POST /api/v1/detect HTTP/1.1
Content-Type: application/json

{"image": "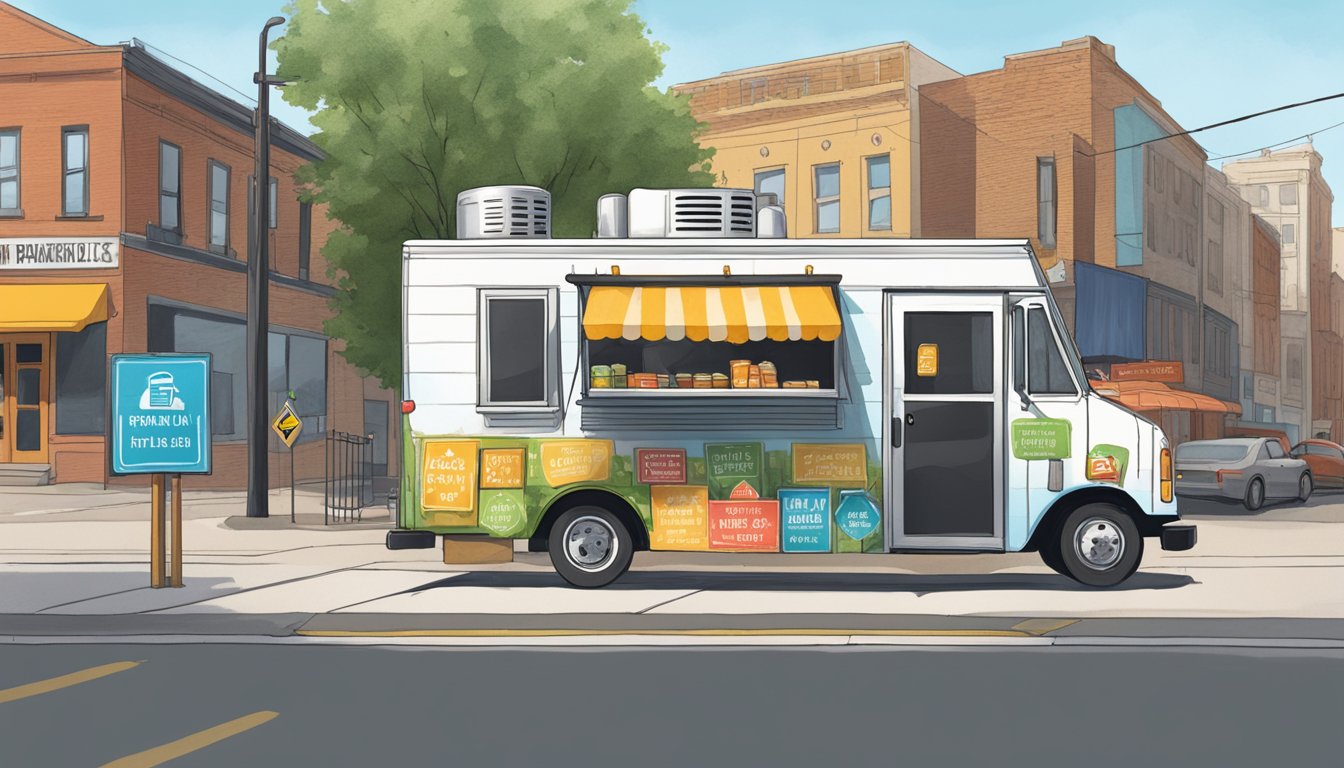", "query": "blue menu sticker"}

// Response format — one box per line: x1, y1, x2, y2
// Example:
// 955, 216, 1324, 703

110, 354, 212, 475
835, 489, 880, 541
779, 487, 832, 553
